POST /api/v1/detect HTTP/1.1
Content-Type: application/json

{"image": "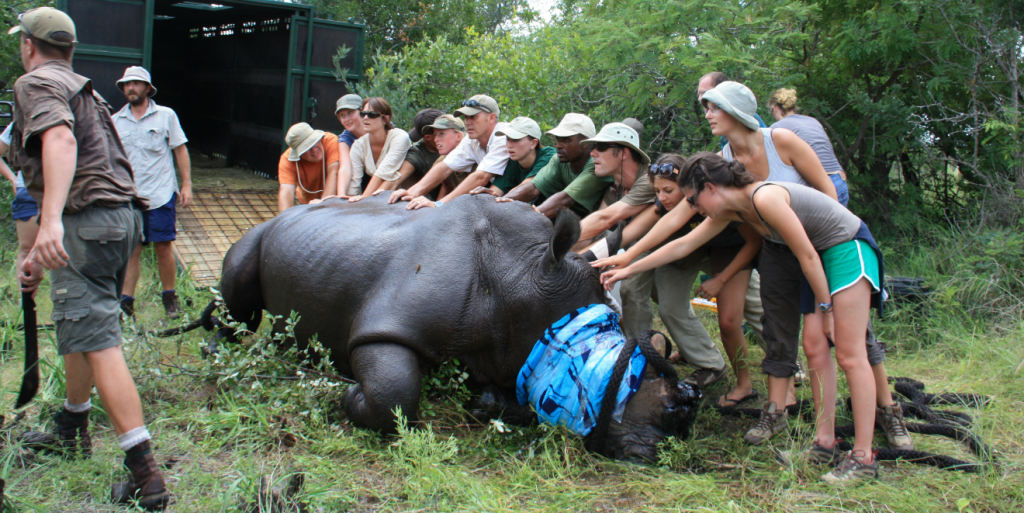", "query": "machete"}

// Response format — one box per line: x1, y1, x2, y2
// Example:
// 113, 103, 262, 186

15, 291, 39, 409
